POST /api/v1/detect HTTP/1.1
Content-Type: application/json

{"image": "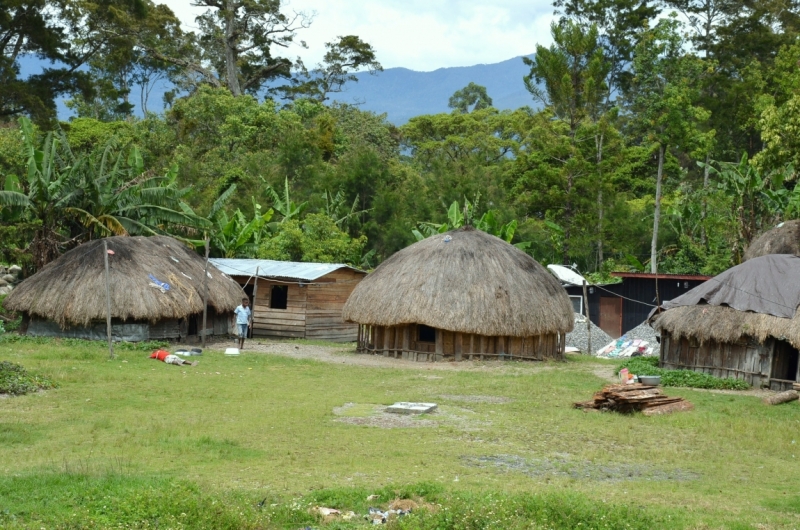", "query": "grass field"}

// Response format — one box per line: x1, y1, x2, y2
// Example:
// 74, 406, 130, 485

0, 337, 799, 529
